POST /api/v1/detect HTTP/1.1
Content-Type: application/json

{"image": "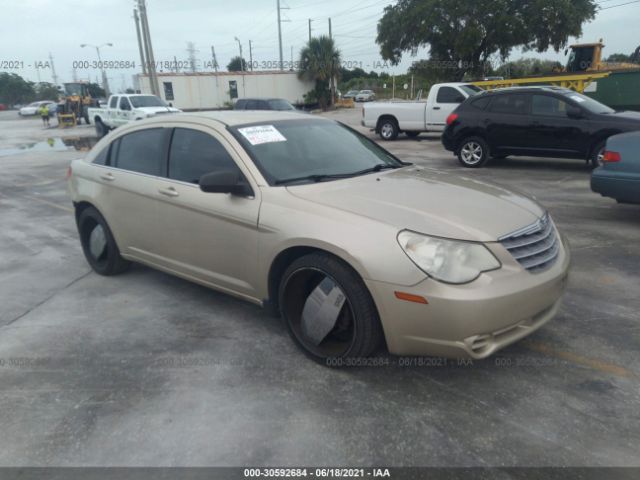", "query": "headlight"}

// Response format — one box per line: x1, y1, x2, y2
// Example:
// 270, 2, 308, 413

397, 231, 500, 284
